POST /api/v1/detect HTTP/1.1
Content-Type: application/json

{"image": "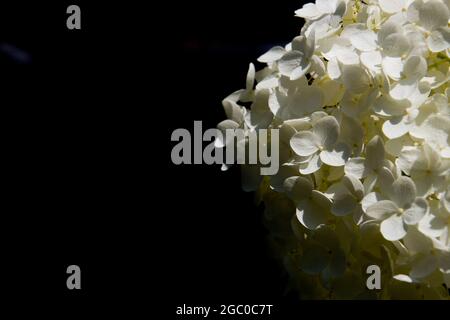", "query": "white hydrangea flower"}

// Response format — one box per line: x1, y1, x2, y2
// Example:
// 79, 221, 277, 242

278, 34, 316, 80
407, 0, 450, 52
345, 135, 386, 182
290, 115, 350, 173
419, 192, 449, 240
284, 176, 332, 230
396, 144, 449, 196
216, 0, 450, 299
366, 176, 428, 240
329, 174, 367, 224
